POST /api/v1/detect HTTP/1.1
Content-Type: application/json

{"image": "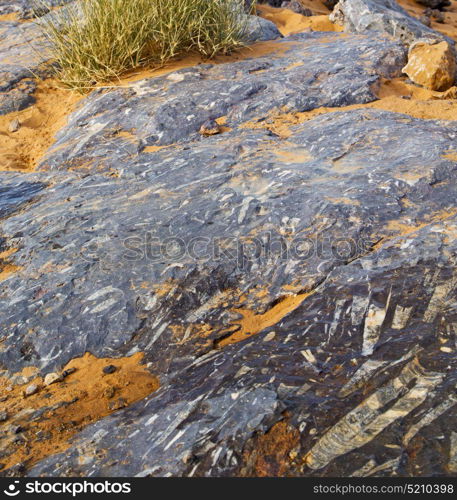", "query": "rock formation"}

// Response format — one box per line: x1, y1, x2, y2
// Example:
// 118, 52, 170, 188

1, 0, 457, 478
403, 39, 456, 90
